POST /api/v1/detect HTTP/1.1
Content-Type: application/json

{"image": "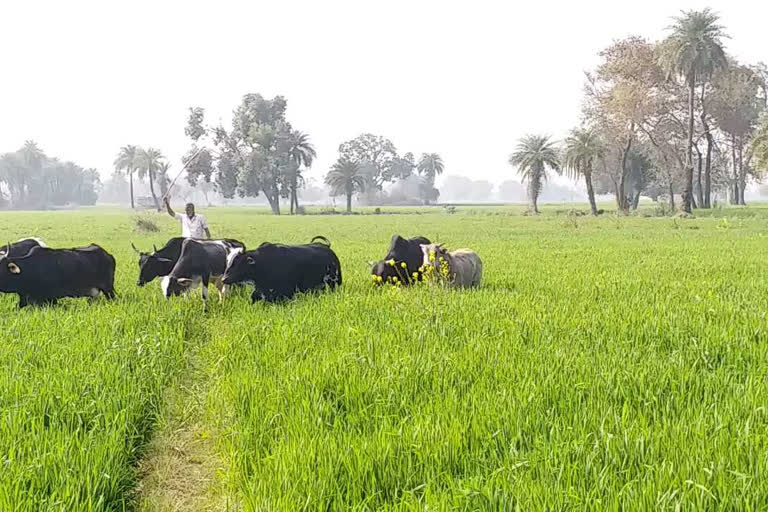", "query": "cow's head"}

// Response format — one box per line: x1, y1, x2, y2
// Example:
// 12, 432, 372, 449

420, 243, 448, 270
370, 259, 403, 285
223, 247, 262, 286
133, 242, 174, 286
0, 243, 23, 293
160, 276, 194, 298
